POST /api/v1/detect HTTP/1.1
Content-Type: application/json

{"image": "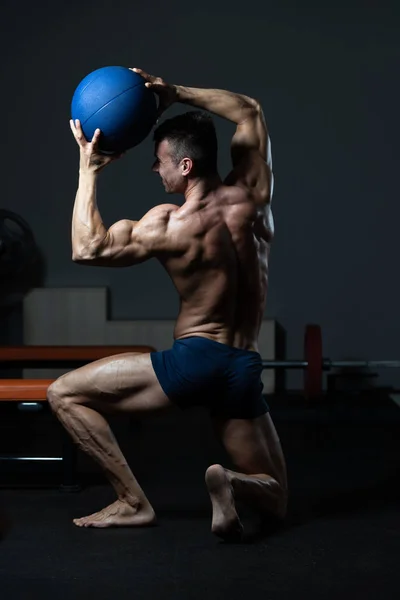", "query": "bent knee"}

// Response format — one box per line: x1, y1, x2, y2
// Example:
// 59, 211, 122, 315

47, 375, 75, 411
